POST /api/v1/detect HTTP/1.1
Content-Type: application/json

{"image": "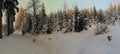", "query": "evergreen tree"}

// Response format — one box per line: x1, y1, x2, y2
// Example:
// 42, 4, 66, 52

73, 5, 79, 32
0, 0, 3, 39
67, 9, 74, 32
97, 9, 105, 23
77, 10, 87, 32
118, 3, 120, 13
26, 0, 41, 35
93, 6, 97, 17
62, 10, 69, 33
46, 15, 53, 34
38, 3, 46, 34
3, 0, 19, 36
22, 13, 32, 35
58, 10, 63, 31
93, 6, 98, 23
